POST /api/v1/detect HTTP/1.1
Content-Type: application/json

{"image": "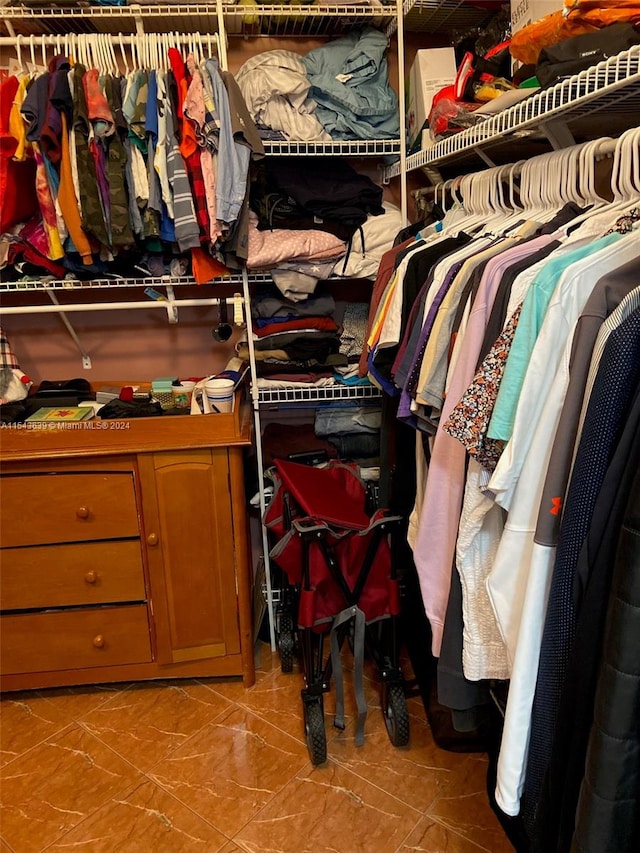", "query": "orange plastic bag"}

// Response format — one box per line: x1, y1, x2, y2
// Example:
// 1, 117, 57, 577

190, 247, 230, 285
511, 1, 640, 65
